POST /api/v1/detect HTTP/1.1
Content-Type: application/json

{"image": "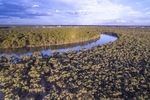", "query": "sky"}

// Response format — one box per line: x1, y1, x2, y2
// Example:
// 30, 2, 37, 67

0, 0, 150, 25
